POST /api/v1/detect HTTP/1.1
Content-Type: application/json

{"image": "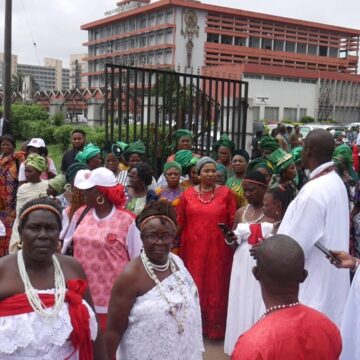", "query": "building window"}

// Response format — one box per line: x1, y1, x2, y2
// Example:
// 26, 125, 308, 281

285, 41, 295, 52
299, 108, 307, 120
261, 38, 272, 50
264, 107, 279, 121
249, 36, 260, 48
283, 77, 299, 82
221, 35, 233, 45
283, 107, 297, 122
274, 39, 284, 51
297, 43, 306, 54
234, 37, 246, 46
207, 33, 219, 43
329, 47, 338, 58
307, 44, 317, 55
264, 76, 281, 81
319, 46, 328, 57
252, 106, 260, 121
